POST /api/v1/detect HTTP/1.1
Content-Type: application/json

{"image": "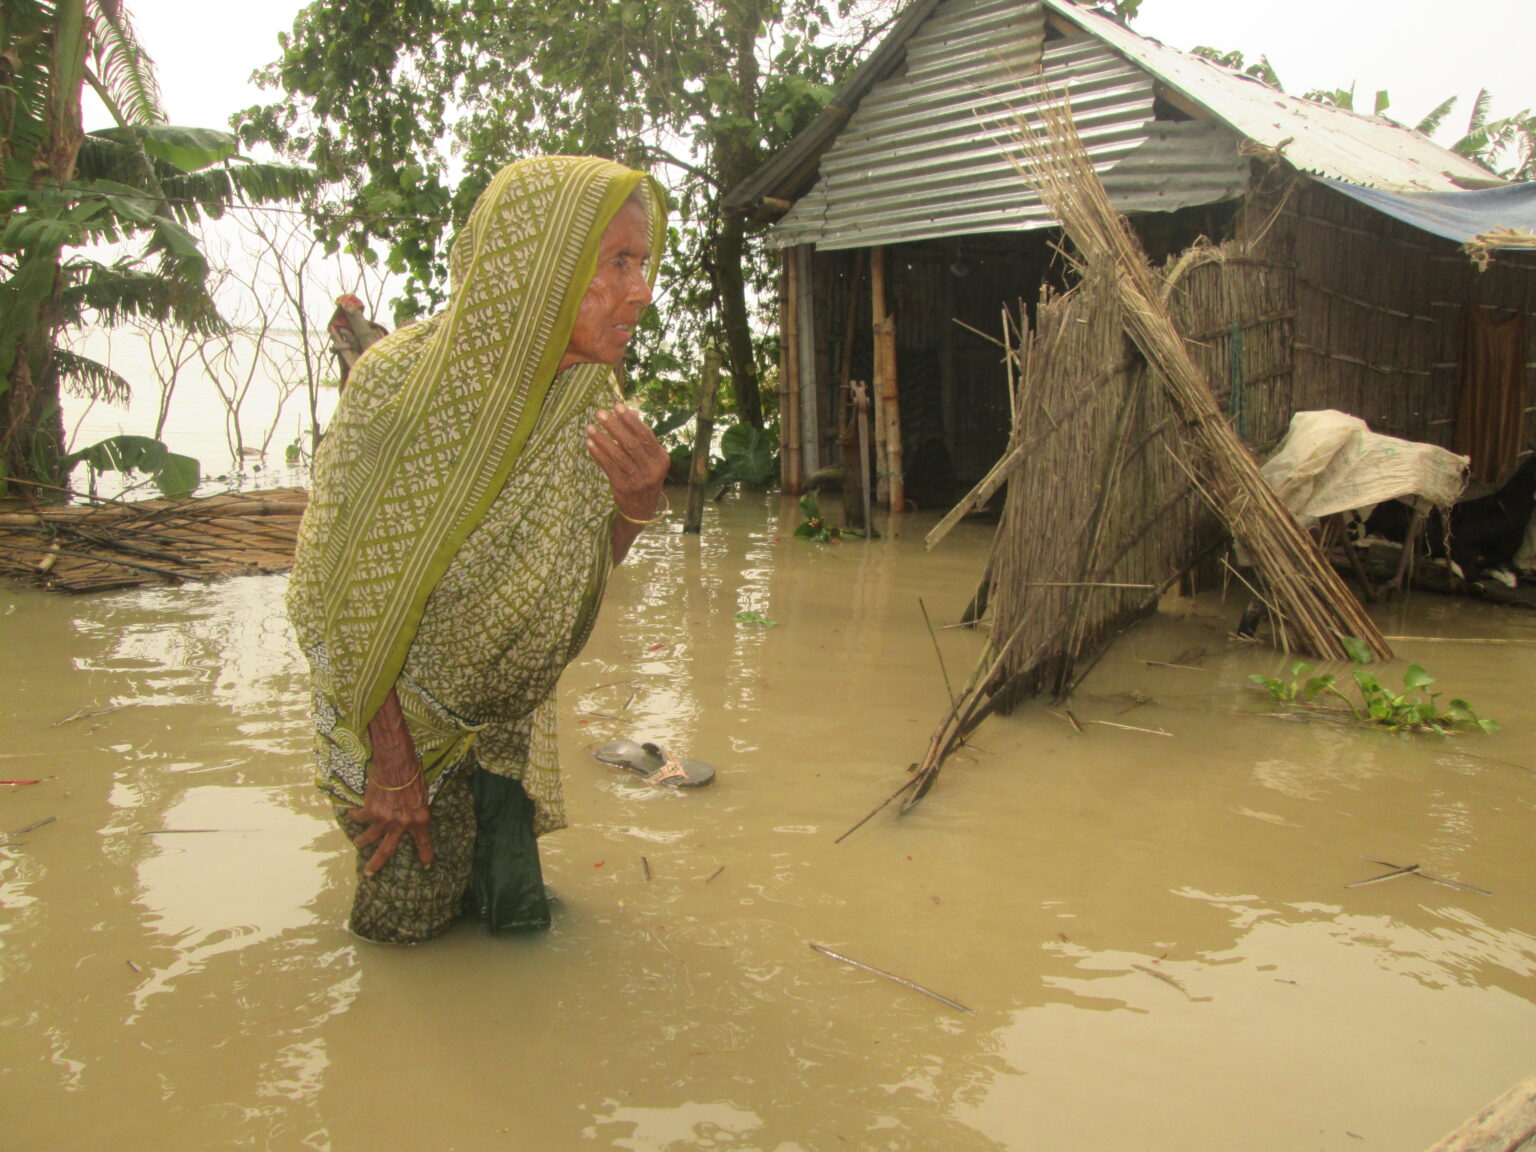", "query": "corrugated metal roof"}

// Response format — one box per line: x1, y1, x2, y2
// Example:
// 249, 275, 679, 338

769, 0, 1248, 250
1044, 0, 1496, 193
740, 0, 1501, 252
